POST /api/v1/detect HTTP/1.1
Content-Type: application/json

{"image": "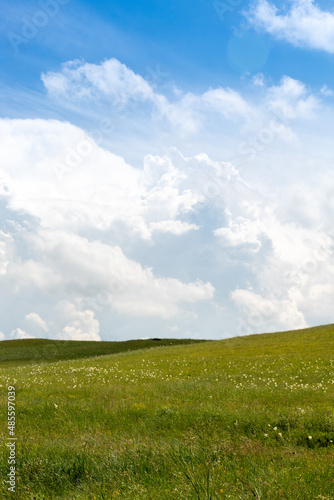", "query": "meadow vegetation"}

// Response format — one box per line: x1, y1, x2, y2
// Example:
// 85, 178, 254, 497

0, 325, 333, 499
0, 338, 205, 366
